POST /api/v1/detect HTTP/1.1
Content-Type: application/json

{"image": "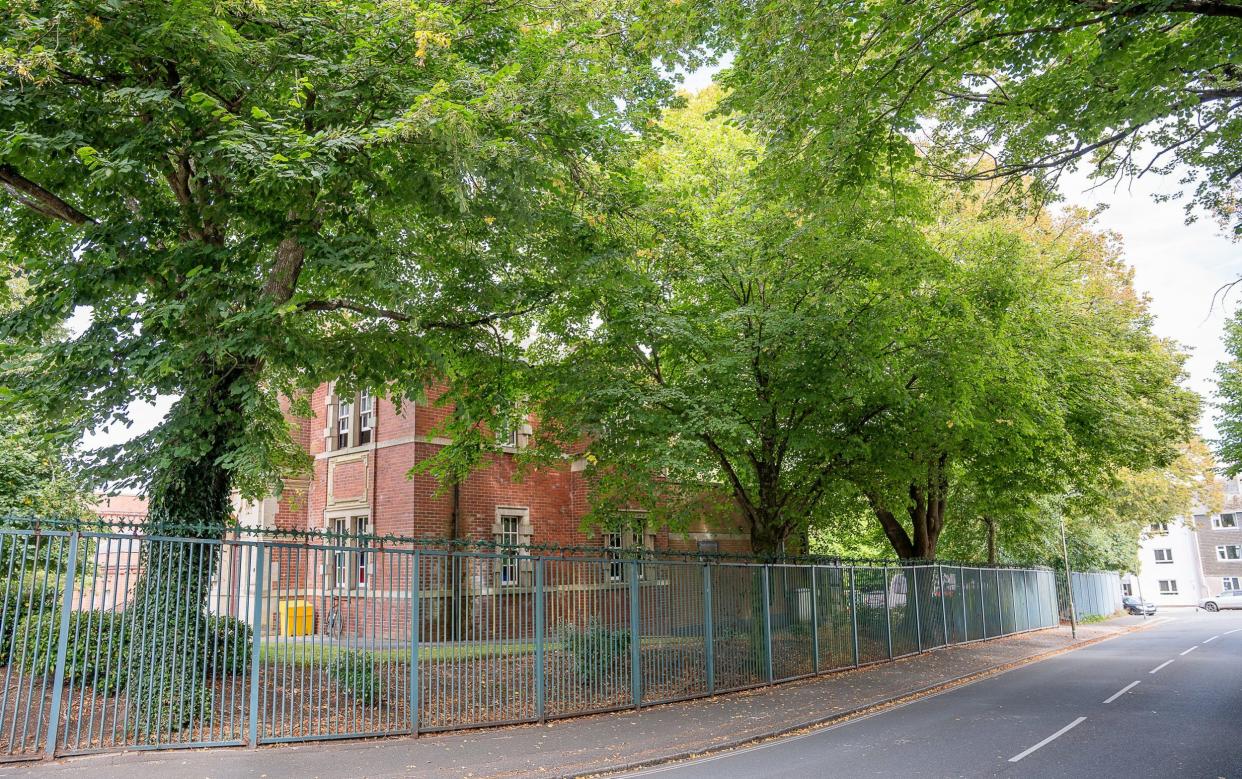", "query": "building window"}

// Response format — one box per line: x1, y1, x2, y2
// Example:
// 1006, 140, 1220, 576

492, 509, 531, 586
358, 390, 374, 445
1149, 521, 1168, 533
1223, 577, 1241, 591
329, 516, 370, 590
336, 398, 353, 449
497, 427, 519, 448
599, 514, 653, 582
1213, 513, 1238, 530
603, 531, 625, 581
1122, 582, 1132, 597
1217, 545, 1242, 561
1153, 548, 1173, 564
1158, 580, 1178, 595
